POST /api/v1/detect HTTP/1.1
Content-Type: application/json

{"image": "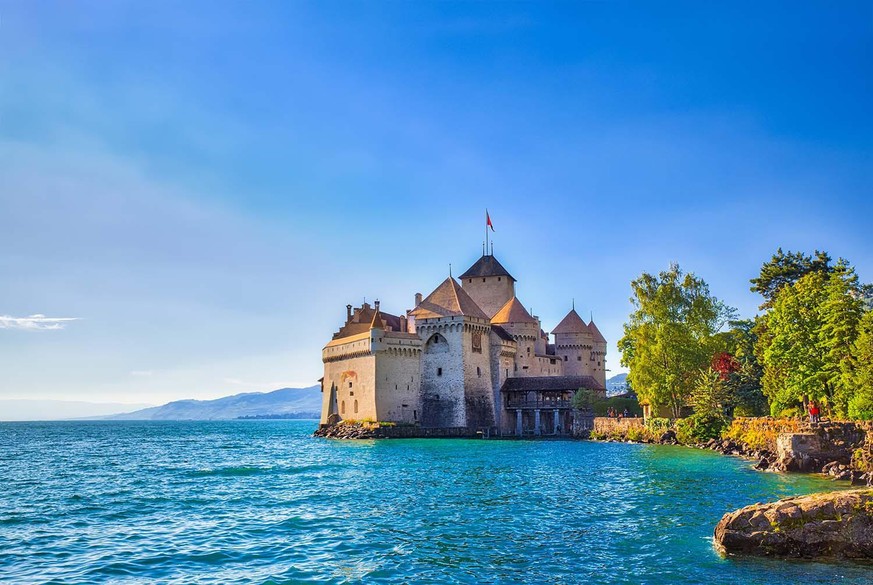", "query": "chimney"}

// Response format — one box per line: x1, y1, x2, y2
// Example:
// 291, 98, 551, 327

374, 299, 380, 311
400, 315, 408, 333
415, 292, 423, 306
346, 304, 353, 321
